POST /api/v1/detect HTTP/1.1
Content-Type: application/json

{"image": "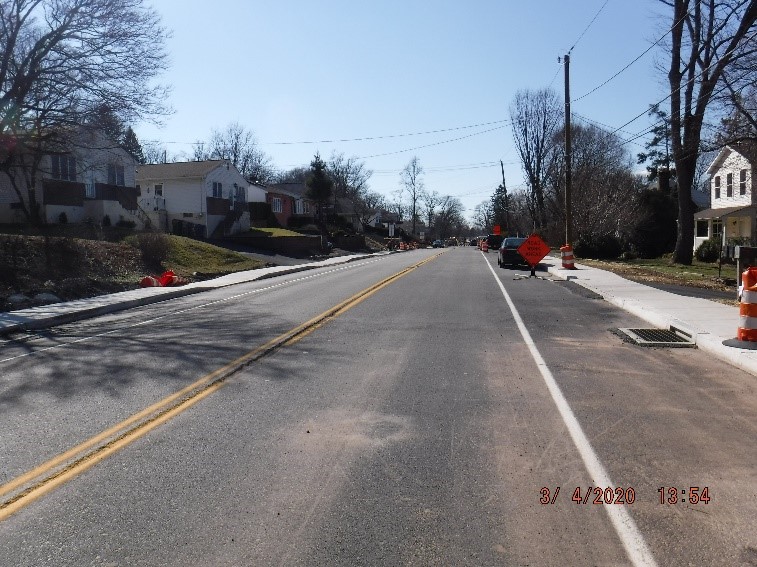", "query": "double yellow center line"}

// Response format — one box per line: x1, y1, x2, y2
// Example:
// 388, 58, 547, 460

0, 252, 442, 521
